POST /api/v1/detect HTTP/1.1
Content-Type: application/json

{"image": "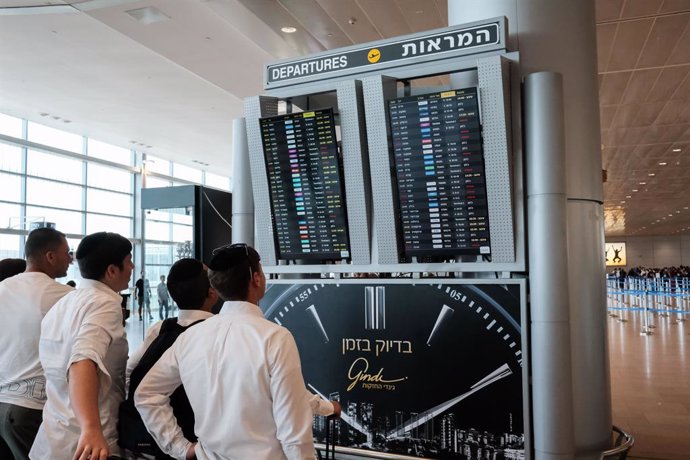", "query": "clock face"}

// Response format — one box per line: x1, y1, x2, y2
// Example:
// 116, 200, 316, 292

260, 281, 526, 459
